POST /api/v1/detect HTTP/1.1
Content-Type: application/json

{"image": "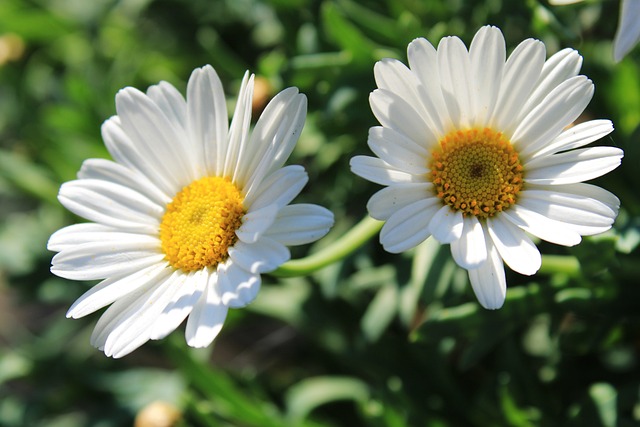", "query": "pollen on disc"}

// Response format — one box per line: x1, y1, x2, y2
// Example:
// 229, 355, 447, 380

429, 128, 523, 219
160, 176, 245, 272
